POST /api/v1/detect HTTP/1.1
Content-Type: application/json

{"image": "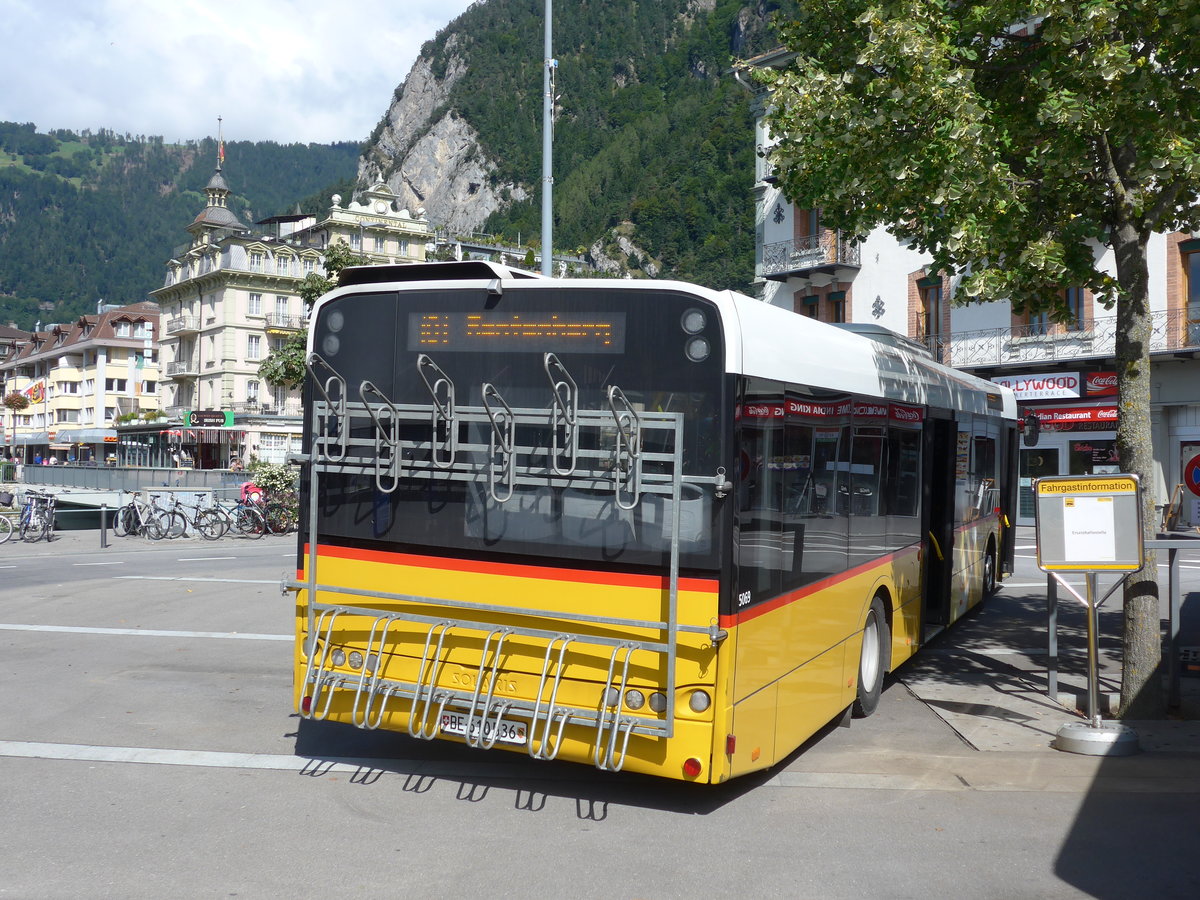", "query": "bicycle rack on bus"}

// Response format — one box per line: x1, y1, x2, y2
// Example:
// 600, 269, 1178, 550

292, 352, 725, 773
